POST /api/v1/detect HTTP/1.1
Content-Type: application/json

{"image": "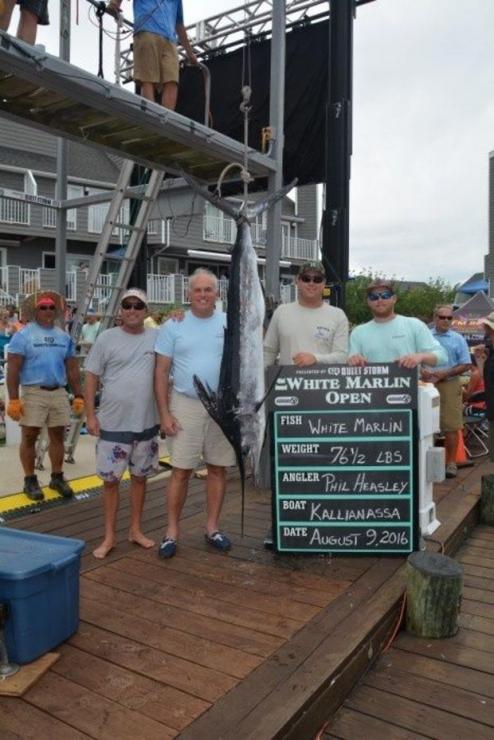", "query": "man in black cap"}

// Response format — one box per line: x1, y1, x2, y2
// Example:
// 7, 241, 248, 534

264, 261, 349, 367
